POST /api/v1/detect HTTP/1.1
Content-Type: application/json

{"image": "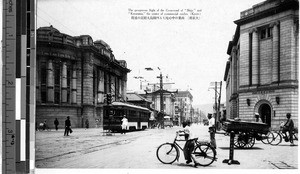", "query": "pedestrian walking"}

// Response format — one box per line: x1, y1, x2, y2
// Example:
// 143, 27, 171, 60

64, 116, 72, 136
54, 118, 59, 131
85, 118, 89, 129
208, 114, 216, 149
121, 115, 128, 134
43, 120, 47, 130
281, 113, 295, 146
